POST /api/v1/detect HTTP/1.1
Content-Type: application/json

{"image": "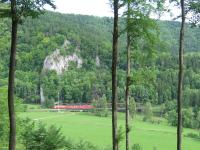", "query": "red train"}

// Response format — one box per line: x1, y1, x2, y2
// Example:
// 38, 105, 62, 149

53, 105, 94, 110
